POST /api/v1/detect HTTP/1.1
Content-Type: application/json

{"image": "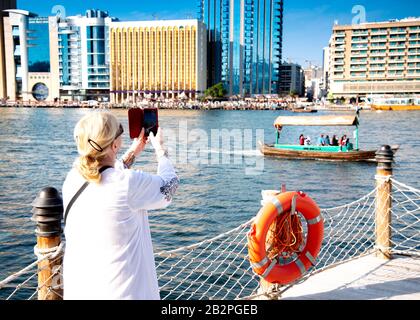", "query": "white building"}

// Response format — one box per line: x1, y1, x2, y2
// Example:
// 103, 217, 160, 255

58, 9, 117, 101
